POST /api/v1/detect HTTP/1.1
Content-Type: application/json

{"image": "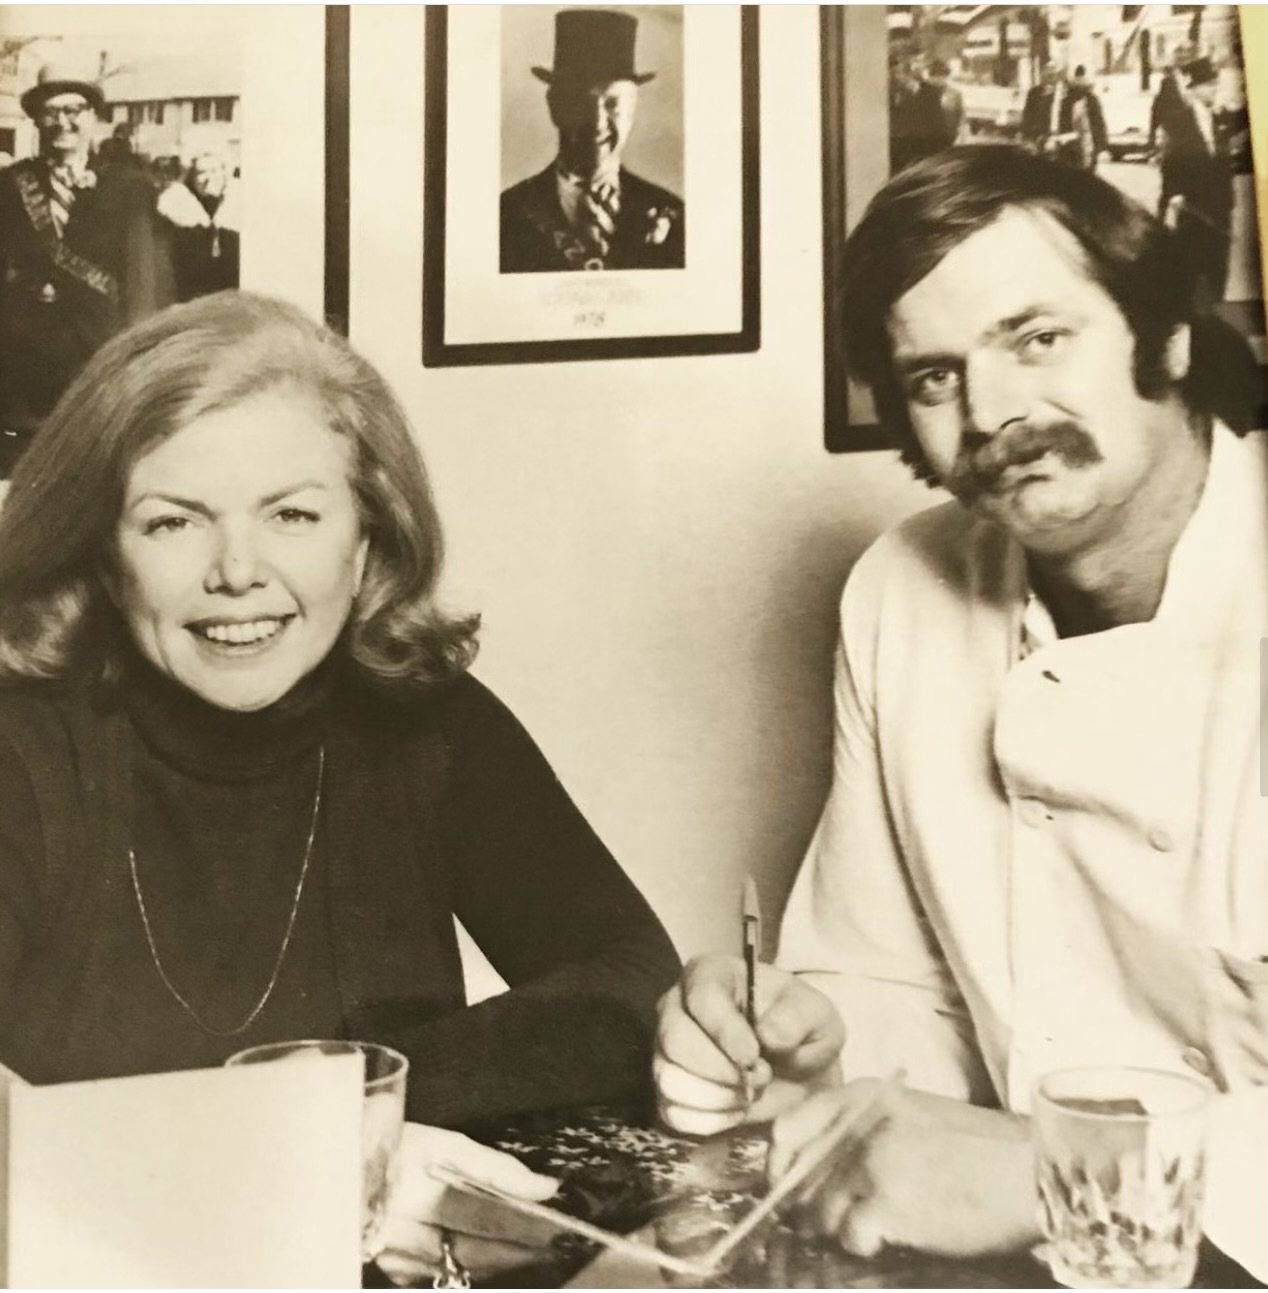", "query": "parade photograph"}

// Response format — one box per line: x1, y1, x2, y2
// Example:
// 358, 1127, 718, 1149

883, 4, 1261, 333
0, 6, 244, 476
